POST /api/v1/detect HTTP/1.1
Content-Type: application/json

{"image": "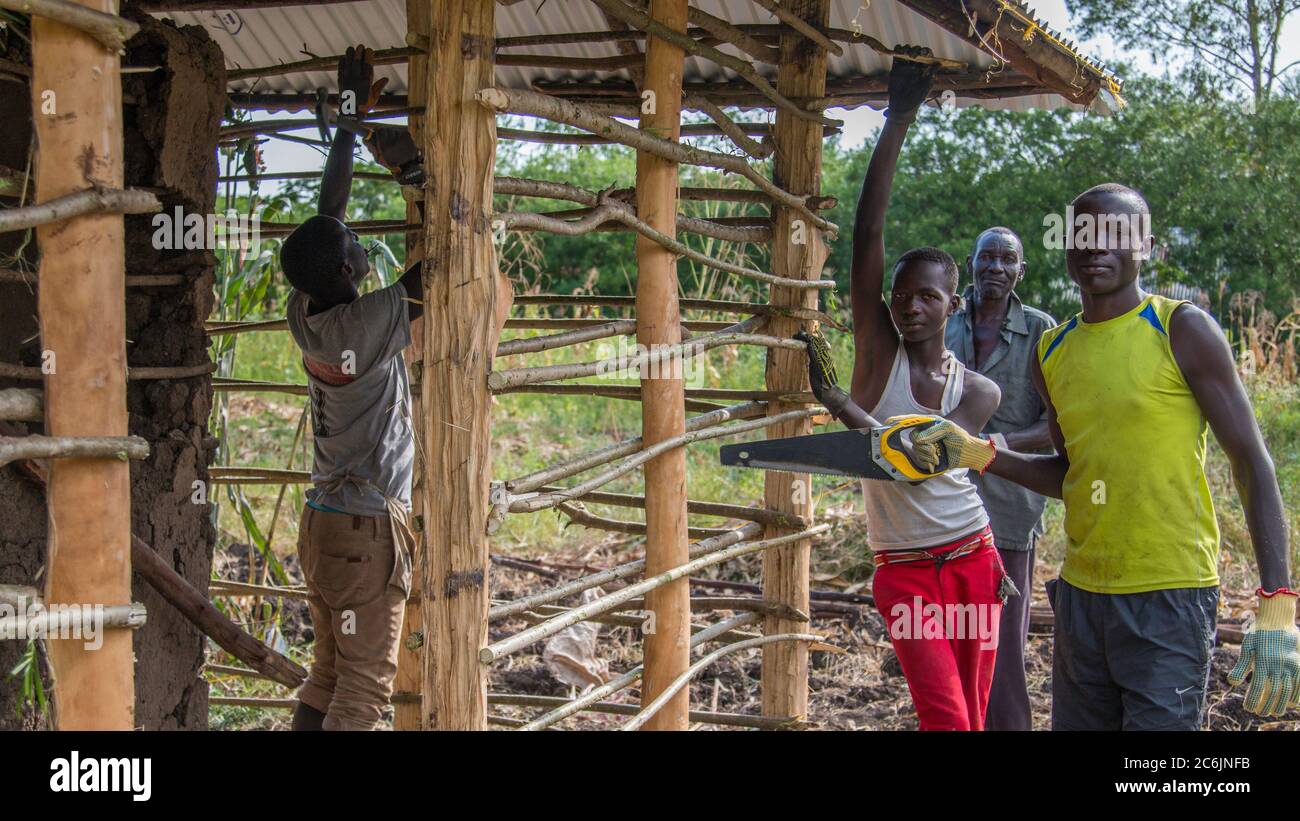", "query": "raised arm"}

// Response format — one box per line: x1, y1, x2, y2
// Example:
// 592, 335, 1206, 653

849, 49, 935, 398
318, 45, 388, 221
